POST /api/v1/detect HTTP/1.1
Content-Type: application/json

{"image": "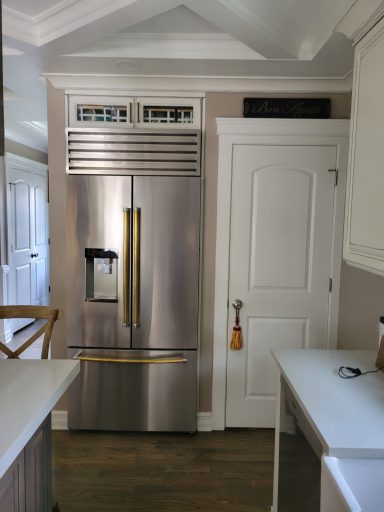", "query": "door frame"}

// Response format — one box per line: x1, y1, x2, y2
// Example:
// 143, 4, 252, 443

212, 119, 350, 430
